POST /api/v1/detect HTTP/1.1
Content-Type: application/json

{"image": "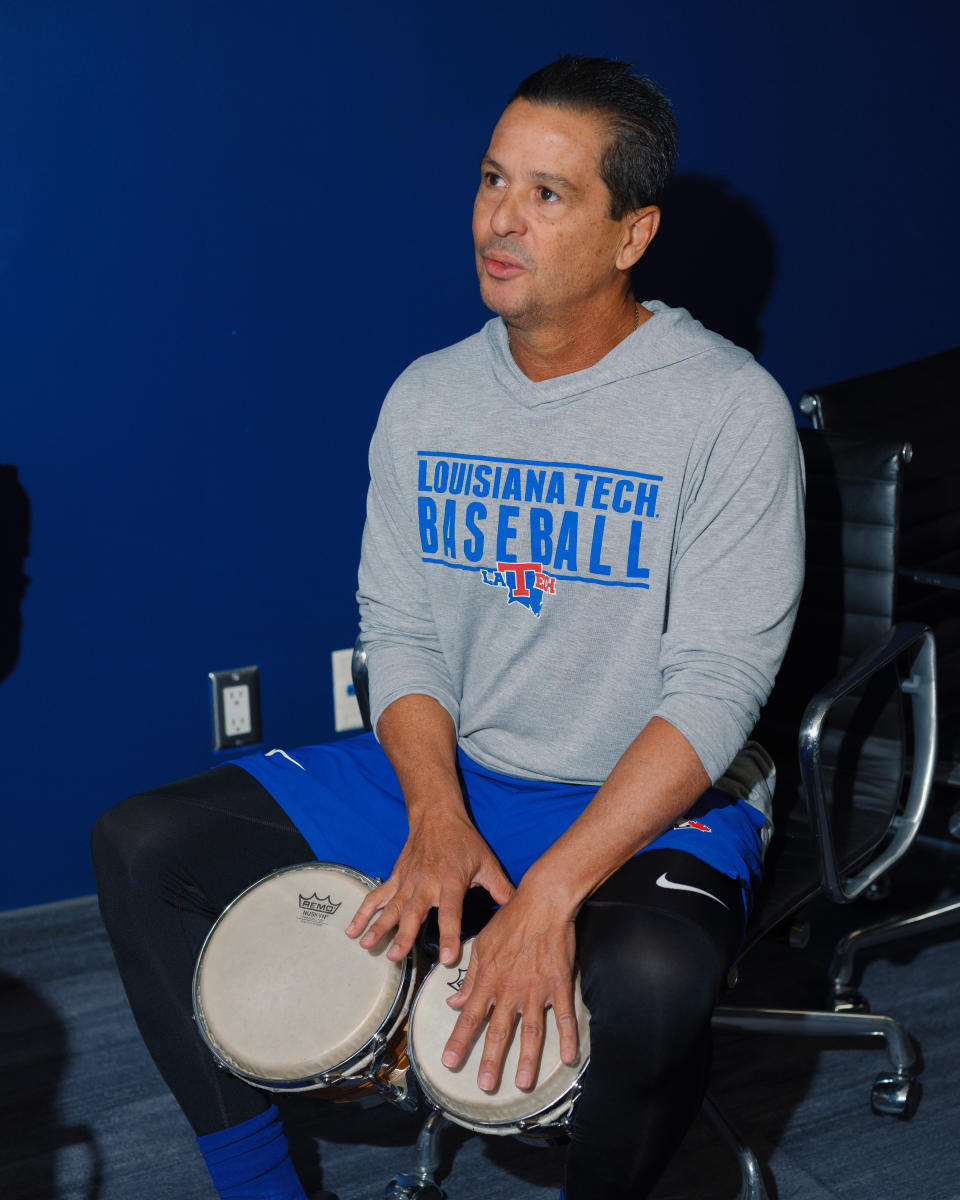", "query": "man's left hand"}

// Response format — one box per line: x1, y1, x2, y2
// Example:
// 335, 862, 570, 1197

441, 889, 579, 1092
